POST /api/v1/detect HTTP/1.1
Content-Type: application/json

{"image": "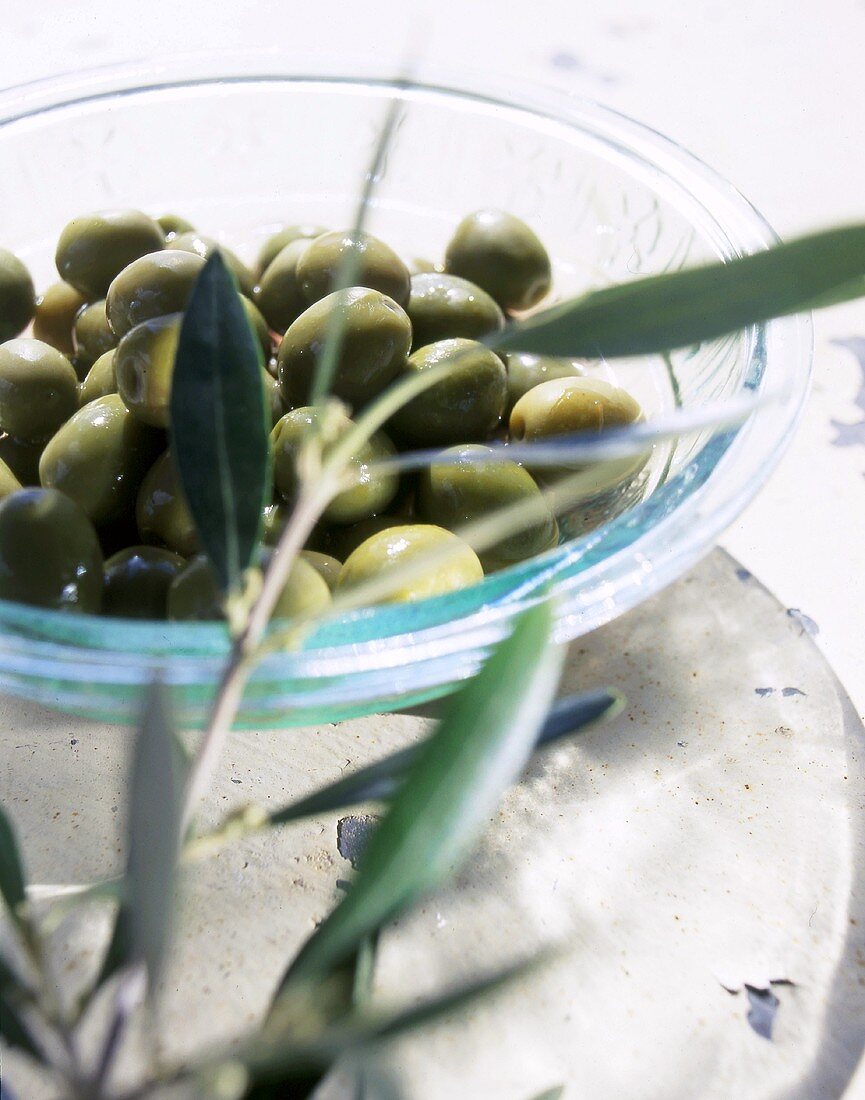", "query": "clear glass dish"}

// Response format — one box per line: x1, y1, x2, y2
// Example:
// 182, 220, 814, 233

0, 55, 812, 727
